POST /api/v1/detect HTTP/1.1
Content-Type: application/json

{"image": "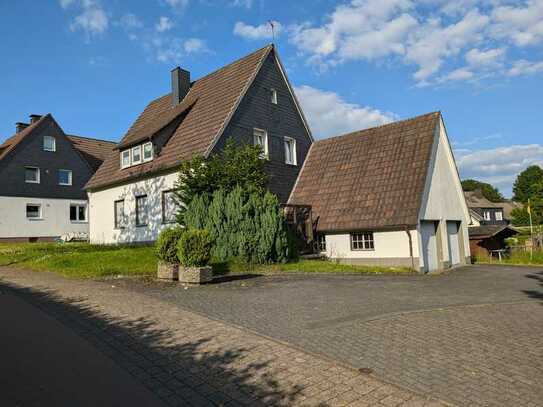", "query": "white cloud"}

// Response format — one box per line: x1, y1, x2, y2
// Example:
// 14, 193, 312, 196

61, 0, 109, 37
507, 59, 543, 76
234, 21, 281, 40
149, 37, 208, 63
455, 144, 543, 195
156, 16, 173, 32
294, 85, 397, 139
163, 0, 189, 10
59, 0, 76, 8
465, 47, 505, 68
183, 38, 207, 53
231, 0, 253, 8
491, 0, 543, 46
120, 13, 143, 30
441, 67, 475, 81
